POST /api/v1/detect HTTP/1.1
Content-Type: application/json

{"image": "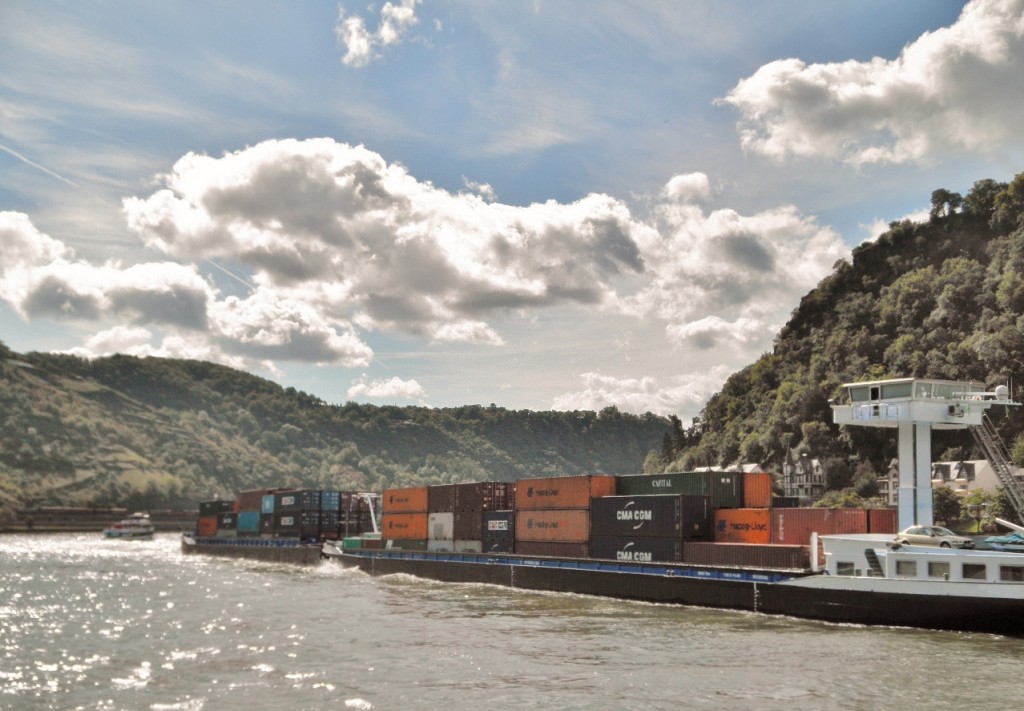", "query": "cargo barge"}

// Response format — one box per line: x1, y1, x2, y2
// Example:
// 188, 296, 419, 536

322, 533, 1024, 636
